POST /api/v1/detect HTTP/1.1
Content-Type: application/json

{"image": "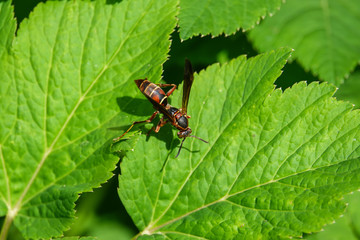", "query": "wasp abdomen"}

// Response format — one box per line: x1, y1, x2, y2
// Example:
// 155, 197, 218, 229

135, 79, 168, 106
